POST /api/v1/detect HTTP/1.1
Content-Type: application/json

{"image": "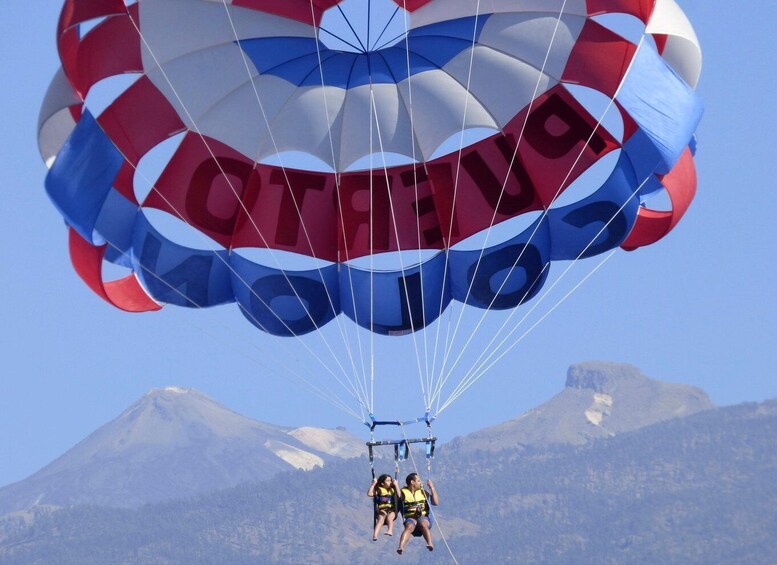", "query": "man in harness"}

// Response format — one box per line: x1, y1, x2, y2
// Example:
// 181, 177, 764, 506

397, 472, 439, 554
